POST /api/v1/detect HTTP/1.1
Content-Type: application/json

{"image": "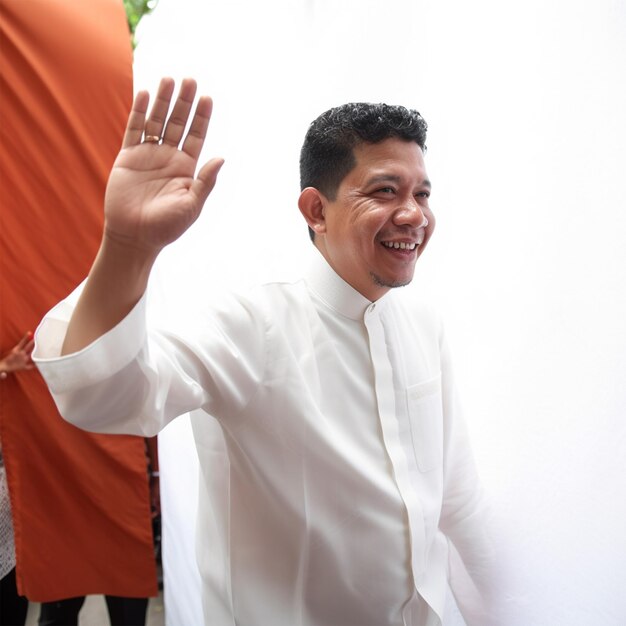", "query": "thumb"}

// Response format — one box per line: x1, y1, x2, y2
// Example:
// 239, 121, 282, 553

192, 157, 225, 206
